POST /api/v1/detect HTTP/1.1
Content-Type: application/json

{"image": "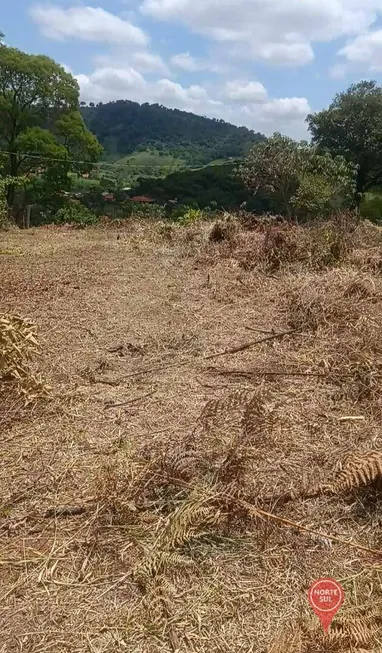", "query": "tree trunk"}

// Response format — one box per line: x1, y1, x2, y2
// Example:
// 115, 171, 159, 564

6, 150, 19, 208
25, 205, 31, 229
